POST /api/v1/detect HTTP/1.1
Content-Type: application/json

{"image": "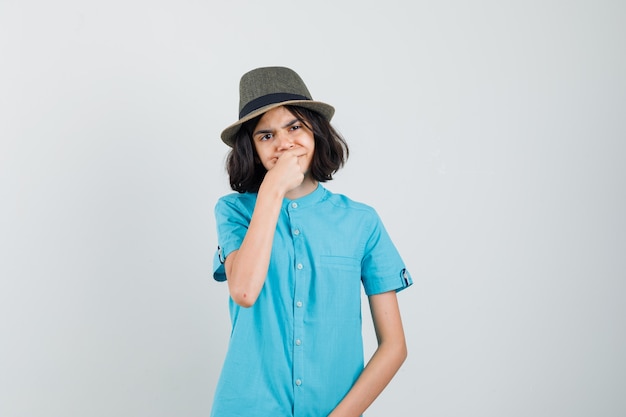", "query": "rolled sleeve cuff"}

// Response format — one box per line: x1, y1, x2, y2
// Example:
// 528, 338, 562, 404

212, 244, 239, 282
363, 268, 413, 296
